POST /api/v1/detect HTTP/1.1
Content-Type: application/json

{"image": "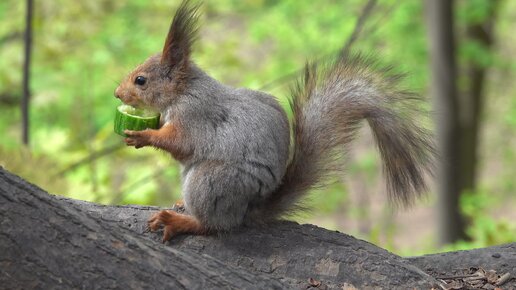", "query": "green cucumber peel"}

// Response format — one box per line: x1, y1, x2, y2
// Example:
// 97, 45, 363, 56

114, 104, 160, 137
